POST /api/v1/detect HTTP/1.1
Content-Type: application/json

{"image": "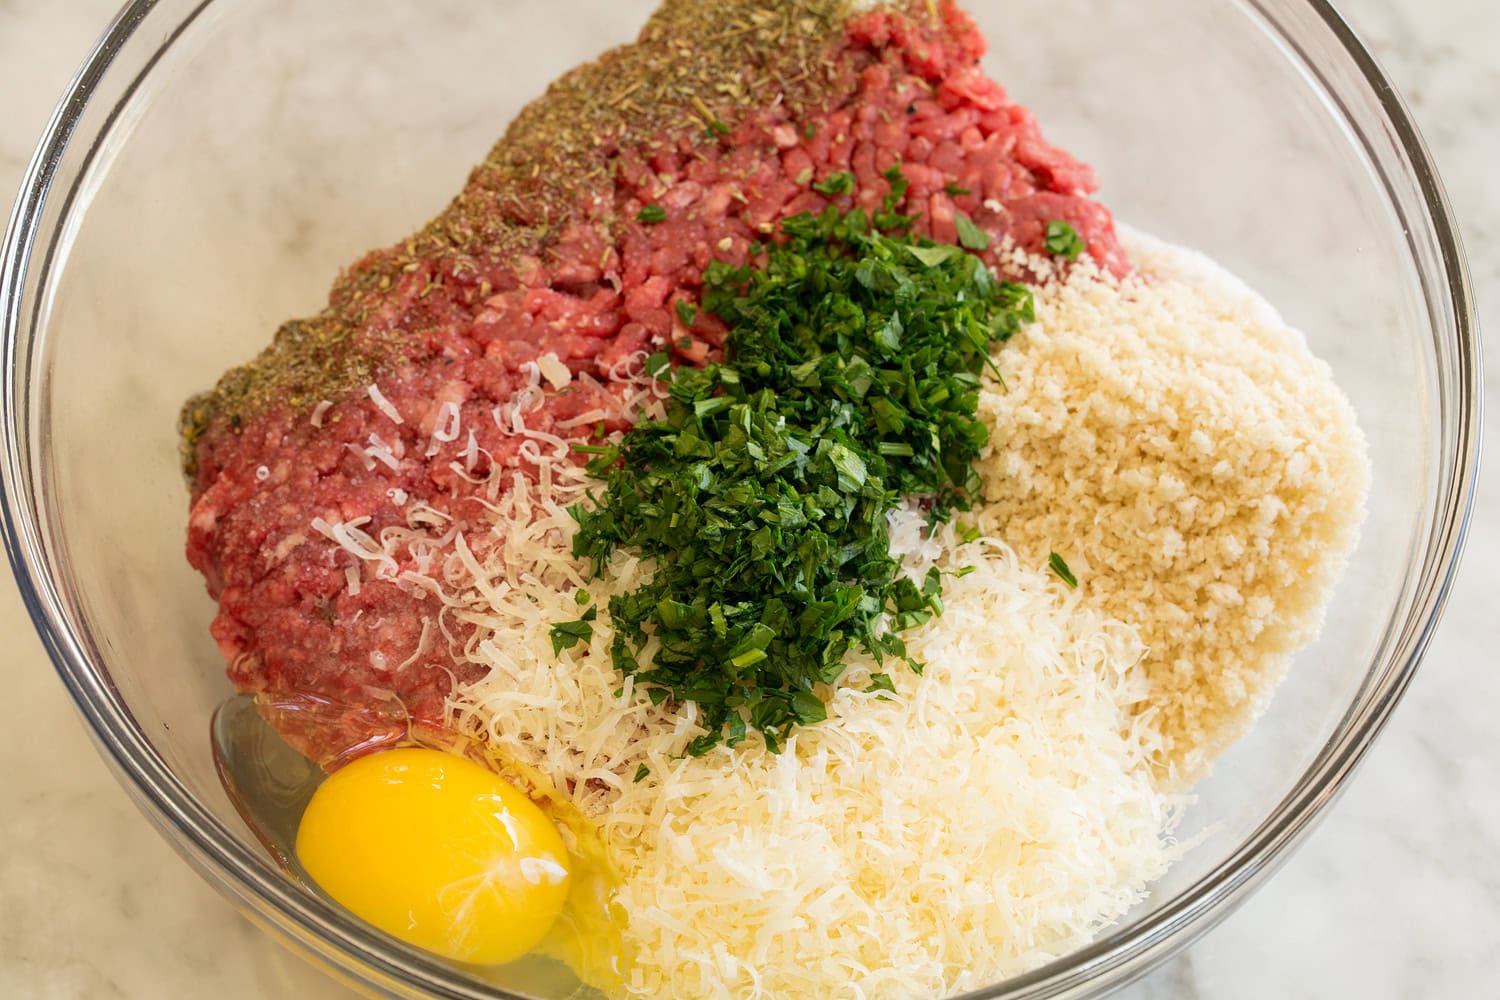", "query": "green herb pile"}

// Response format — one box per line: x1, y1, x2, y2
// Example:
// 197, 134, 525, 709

557, 189, 1036, 754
